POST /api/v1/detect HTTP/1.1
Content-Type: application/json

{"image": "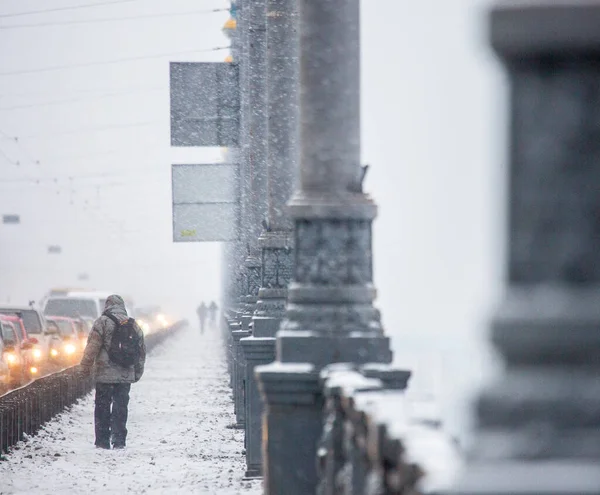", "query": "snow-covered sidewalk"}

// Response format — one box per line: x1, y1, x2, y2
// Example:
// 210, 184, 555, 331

0, 324, 262, 495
